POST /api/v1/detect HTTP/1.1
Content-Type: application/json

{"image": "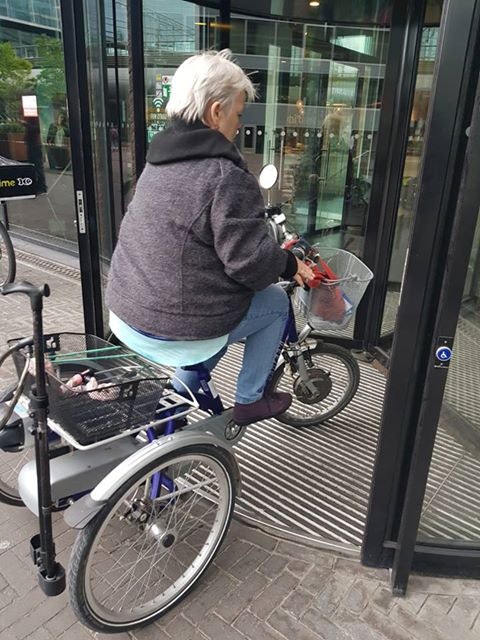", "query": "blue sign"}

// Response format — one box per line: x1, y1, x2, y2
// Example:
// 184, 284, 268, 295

435, 346, 452, 362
